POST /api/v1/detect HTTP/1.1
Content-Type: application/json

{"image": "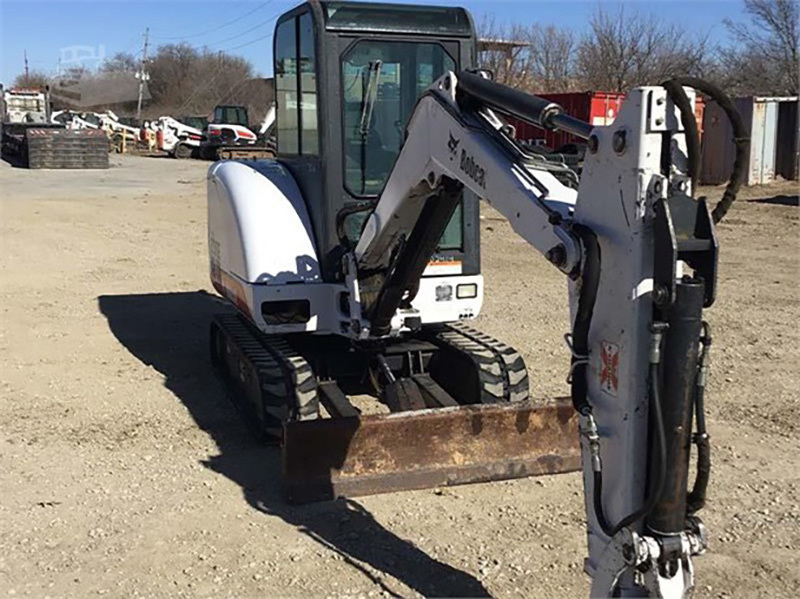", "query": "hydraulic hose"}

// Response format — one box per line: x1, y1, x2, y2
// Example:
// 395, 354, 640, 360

661, 79, 701, 191
569, 224, 601, 416
593, 470, 613, 537
566, 224, 615, 534
687, 321, 712, 514
335, 203, 375, 248
592, 335, 669, 538
660, 77, 749, 224
569, 223, 670, 538
616, 362, 667, 535
570, 225, 667, 537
